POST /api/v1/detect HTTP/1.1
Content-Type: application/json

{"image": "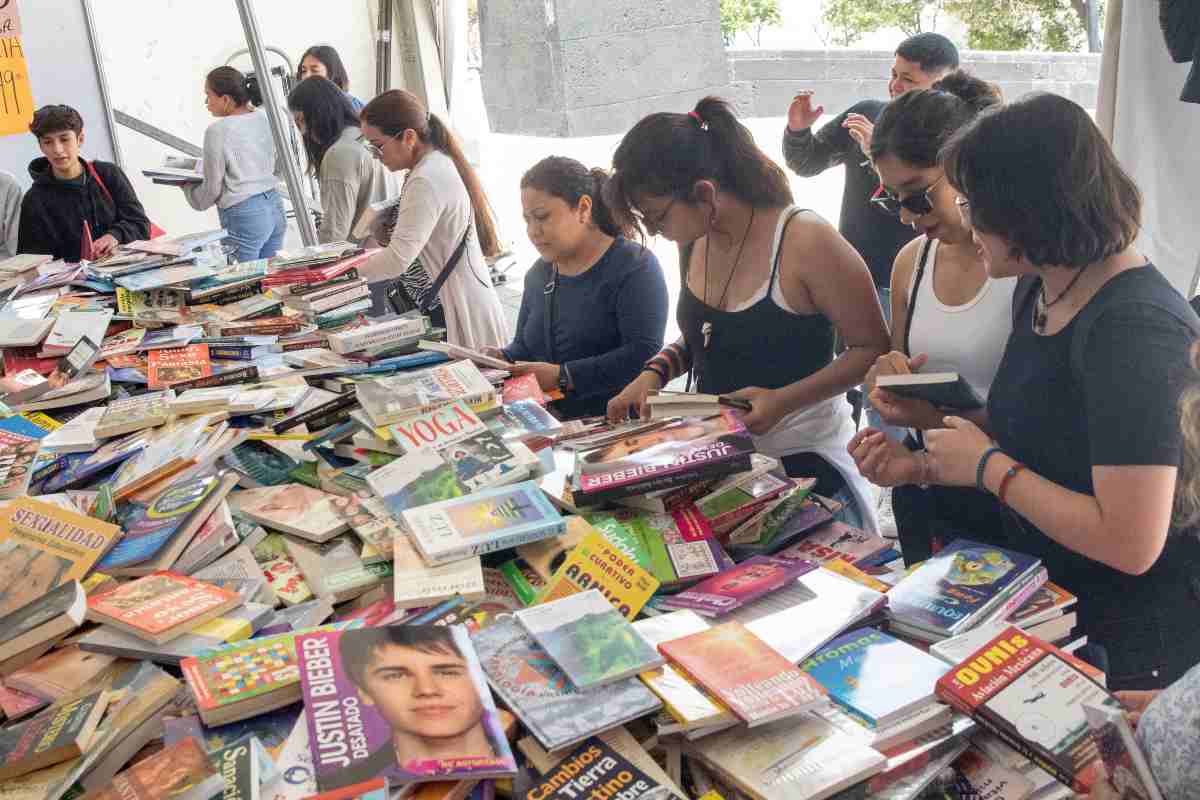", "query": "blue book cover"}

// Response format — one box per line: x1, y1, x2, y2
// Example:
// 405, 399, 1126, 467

886, 539, 1042, 637
98, 471, 227, 569
0, 415, 50, 439
801, 627, 948, 727
42, 431, 149, 492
